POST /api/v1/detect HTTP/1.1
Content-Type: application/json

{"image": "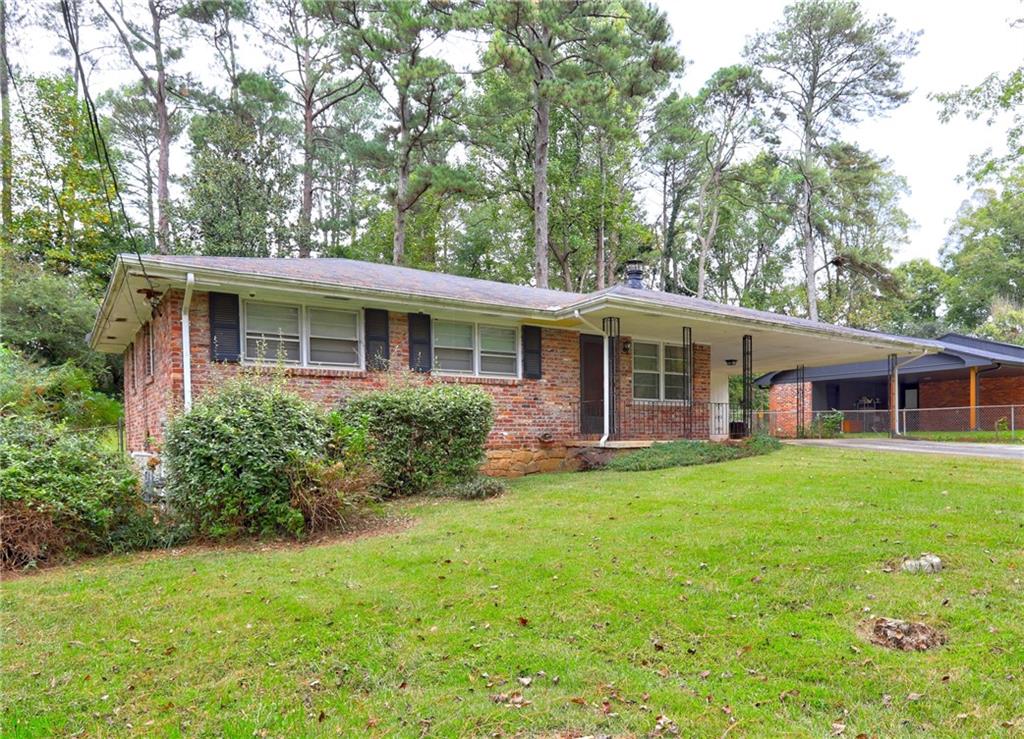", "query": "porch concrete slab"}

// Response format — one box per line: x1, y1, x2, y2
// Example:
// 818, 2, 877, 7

786, 438, 1024, 461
